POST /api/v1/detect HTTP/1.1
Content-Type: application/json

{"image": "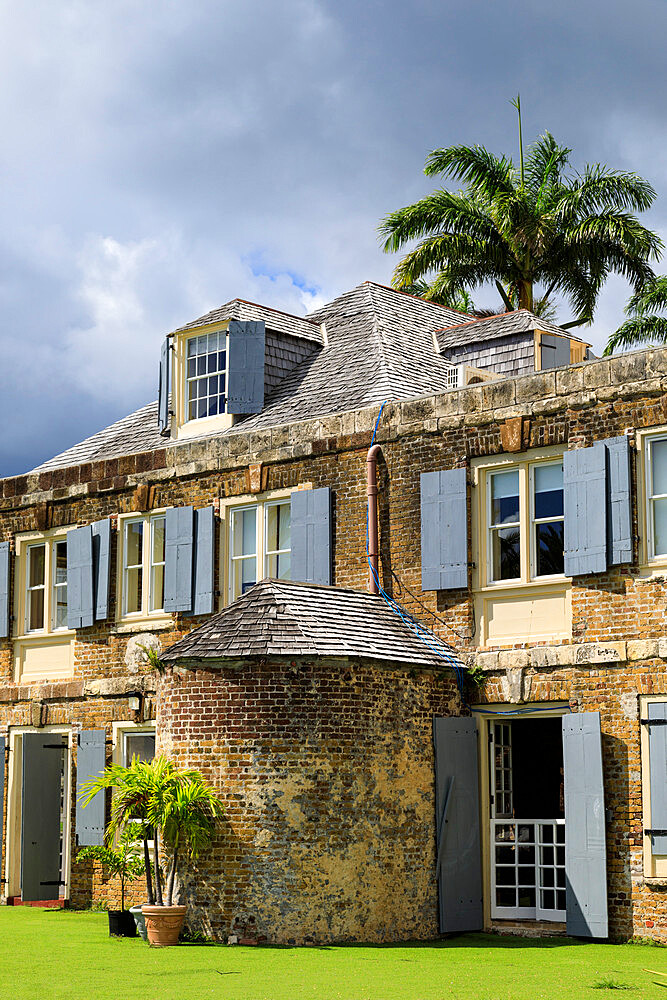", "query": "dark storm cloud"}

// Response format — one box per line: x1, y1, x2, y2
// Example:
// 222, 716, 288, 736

1, 0, 666, 474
